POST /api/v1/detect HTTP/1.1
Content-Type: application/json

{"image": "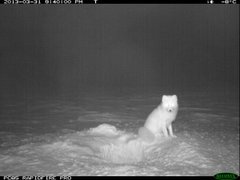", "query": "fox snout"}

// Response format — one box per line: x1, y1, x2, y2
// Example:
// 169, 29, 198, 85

167, 108, 173, 112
